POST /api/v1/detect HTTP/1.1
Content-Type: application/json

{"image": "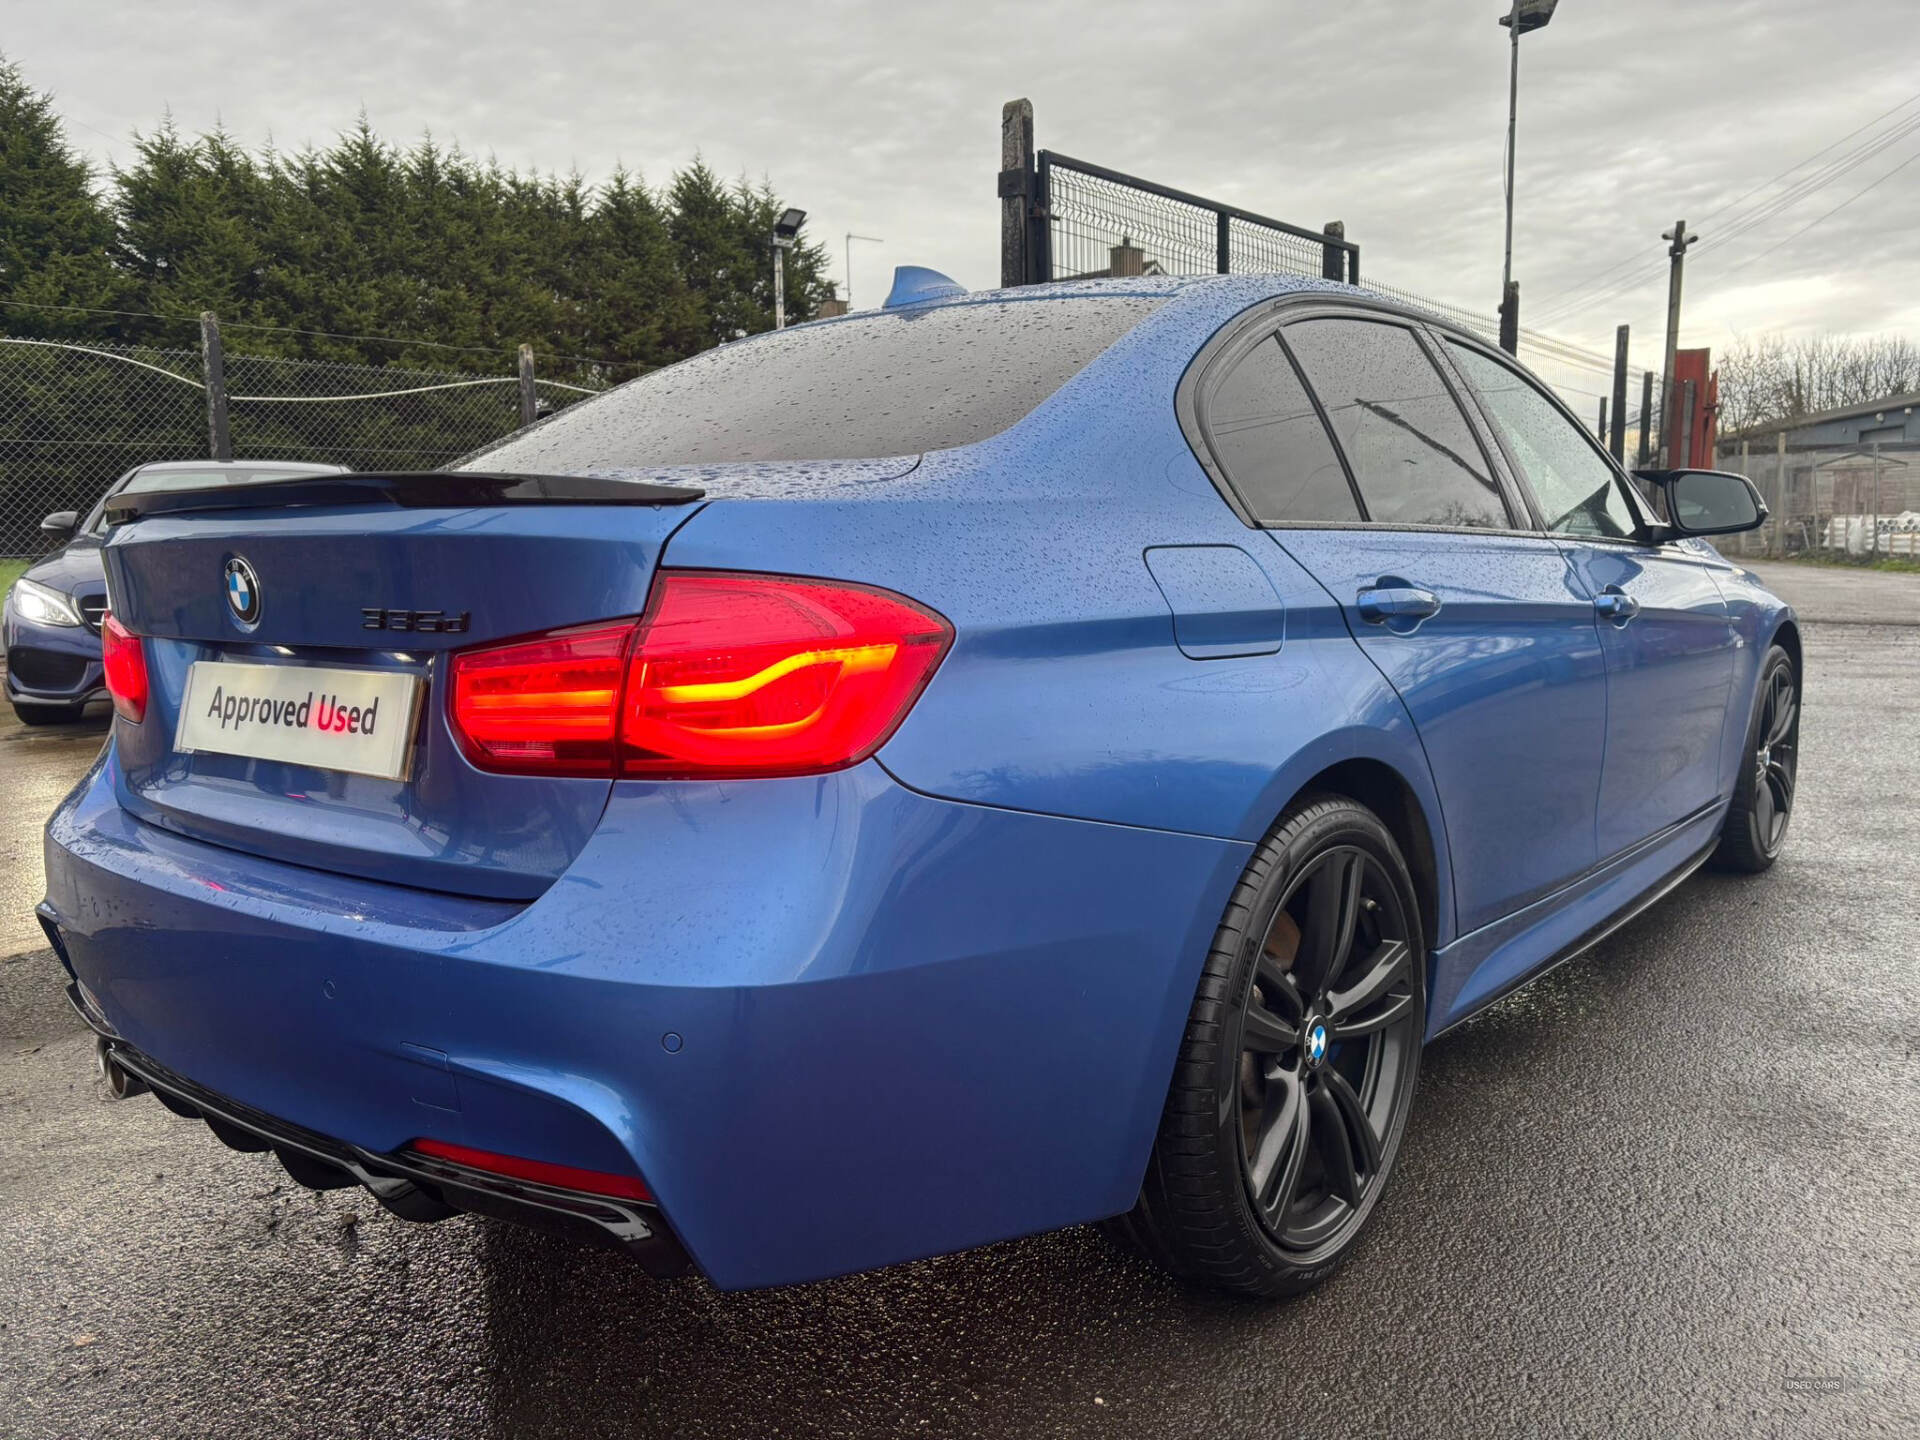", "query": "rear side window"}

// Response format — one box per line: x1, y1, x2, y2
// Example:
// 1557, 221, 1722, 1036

1202, 335, 1360, 524
1284, 319, 1510, 530
1447, 342, 1638, 539
465, 296, 1167, 473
